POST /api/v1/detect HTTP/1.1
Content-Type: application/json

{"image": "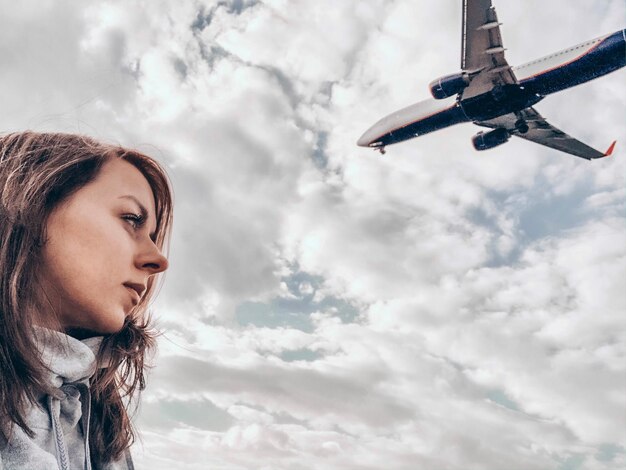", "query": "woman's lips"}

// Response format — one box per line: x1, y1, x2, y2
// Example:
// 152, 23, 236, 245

124, 285, 141, 305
